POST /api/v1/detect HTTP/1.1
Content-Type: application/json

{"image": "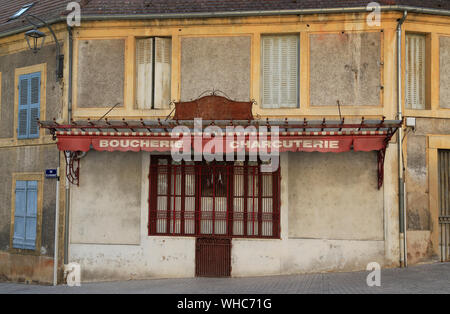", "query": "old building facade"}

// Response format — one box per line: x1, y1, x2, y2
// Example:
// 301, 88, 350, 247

0, 0, 449, 283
